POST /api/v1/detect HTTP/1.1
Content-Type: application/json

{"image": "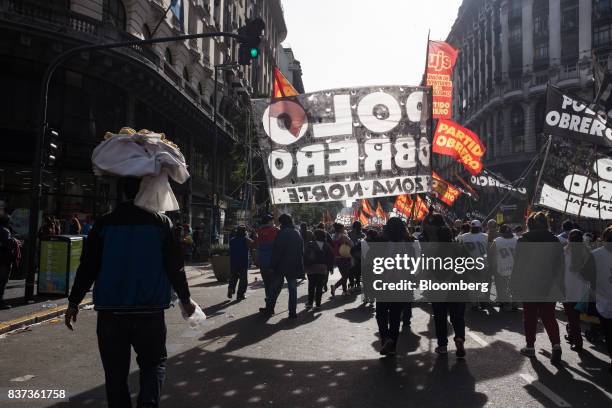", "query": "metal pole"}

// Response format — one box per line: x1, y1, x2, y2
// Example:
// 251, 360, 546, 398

211, 65, 218, 246
24, 31, 244, 299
